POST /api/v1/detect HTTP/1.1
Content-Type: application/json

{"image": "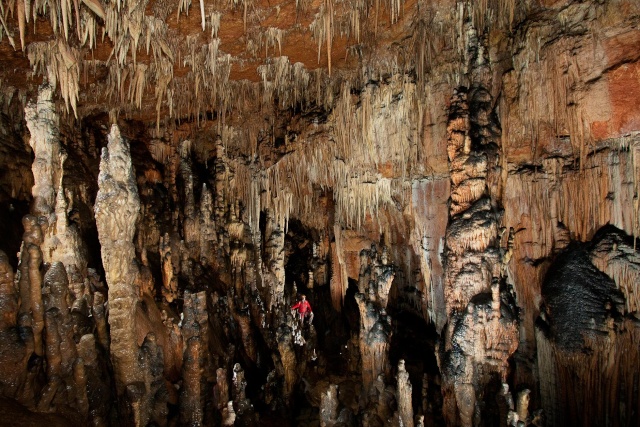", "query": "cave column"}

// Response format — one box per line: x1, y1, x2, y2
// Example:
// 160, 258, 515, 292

440, 23, 519, 426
